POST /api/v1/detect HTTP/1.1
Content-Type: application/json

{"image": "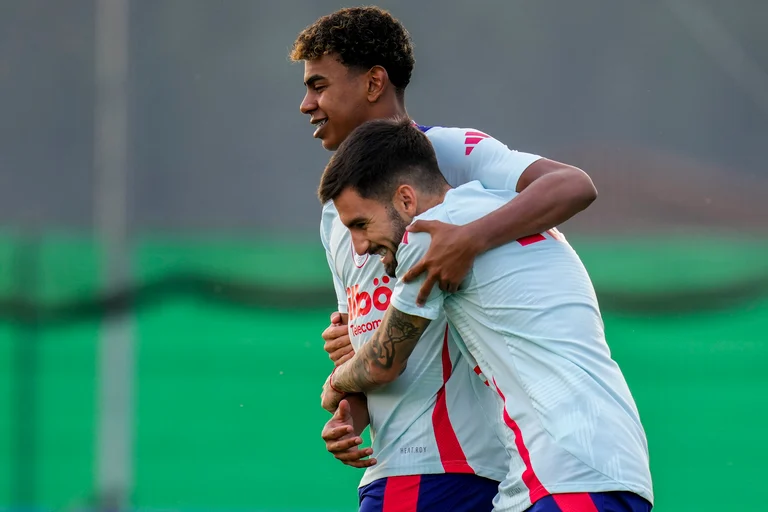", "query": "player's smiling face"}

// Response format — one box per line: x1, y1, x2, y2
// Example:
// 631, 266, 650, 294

300, 55, 371, 151
334, 187, 410, 277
